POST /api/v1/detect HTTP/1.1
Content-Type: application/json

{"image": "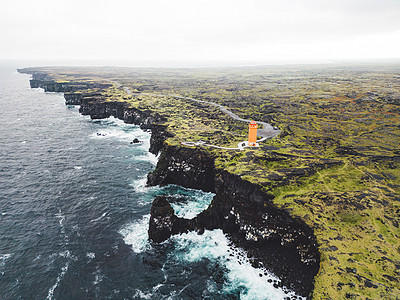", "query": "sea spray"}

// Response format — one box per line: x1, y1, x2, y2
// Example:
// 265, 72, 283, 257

120, 215, 151, 253
172, 230, 302, 300
120, 185, 302, 299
